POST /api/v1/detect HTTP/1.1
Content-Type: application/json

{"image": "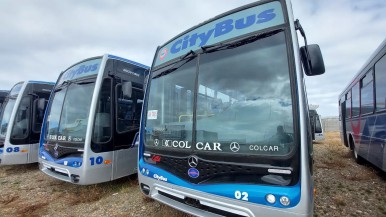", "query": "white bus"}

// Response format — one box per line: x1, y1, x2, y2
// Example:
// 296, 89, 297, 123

0, 81, 54, 165
138, 0, 325, 216
39, 54, 149, 185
